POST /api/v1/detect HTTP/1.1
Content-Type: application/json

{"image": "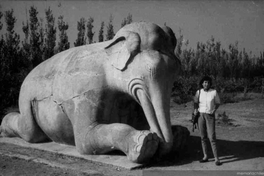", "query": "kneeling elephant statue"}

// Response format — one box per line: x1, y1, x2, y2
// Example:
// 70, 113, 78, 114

1, 22, 189, 163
